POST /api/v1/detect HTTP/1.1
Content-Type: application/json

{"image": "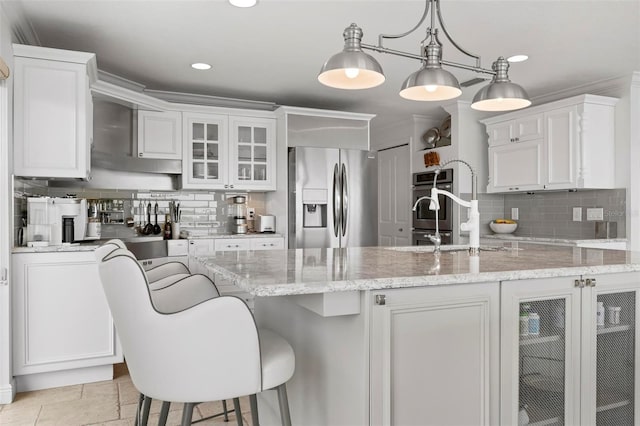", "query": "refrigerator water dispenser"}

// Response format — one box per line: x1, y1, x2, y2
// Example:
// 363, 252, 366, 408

303, 189, 327, 228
